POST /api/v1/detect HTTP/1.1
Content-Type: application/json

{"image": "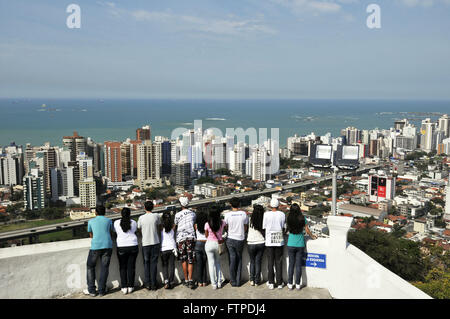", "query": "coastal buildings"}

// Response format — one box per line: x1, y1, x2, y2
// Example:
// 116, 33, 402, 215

79, 177, 96, 208
23, 169, 45, 210
136, 125, 151, 141
104, 141, 123, 183
62, 131, 87, 162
